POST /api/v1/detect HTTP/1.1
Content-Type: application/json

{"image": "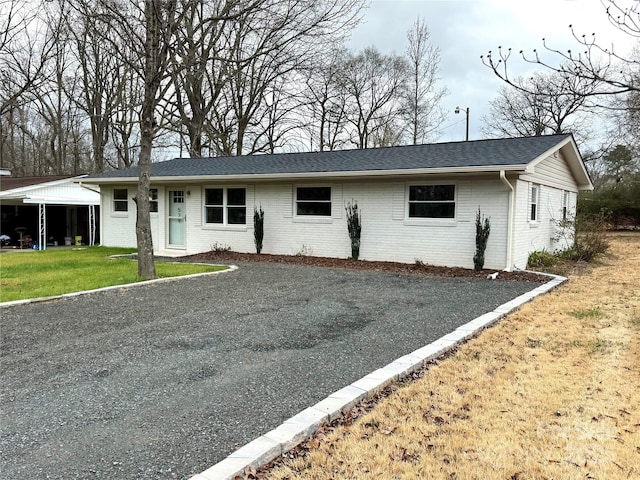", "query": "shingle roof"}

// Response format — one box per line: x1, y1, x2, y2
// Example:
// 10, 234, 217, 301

88, 134, 573, 180
0, 175, 77, 192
